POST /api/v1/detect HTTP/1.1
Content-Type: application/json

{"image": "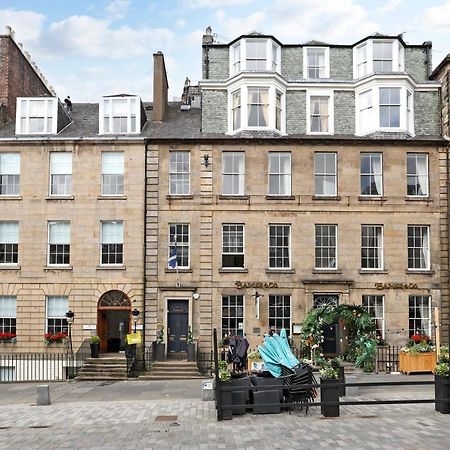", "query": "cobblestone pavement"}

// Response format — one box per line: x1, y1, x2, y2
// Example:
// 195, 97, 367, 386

0, 376, 448, 449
